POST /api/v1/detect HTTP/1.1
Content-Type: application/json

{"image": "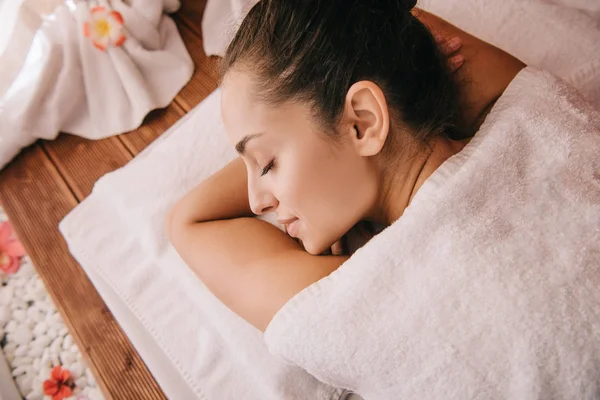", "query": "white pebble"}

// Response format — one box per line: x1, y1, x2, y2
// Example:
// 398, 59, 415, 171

75, 376, 88, 388
11, 356, 32, 367
88, 388, 104, 400
47, 327, 58, 338
28, 345, 44, 358
12, 309, 26, 322
17, 262, 35, 279
11, 366, 26, 377
60, 351, 76, 366
58, 326, 68, 337
50, 337, 62, 354
32, 322, 47, 338
0, 305, 10, 326
70, 344, 78, 354
33, 358, 40, 369
27, 307, 44, 324
15, 287, 26, 301
62, 335, 73, 350
25, 390, 44, 400
0, 286, 14, 305
85, 369, 96, 385
5, 353, 14, 364
10, 324, 32, 345
51, 355, 60, 367
4, 342, 17, 354
31, 334, 52, 349
39, 366, 51, 380
70, 362, 84, 379
16, 374, 33, 395
15, 345, 28, 357
5, 320, 17, 333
